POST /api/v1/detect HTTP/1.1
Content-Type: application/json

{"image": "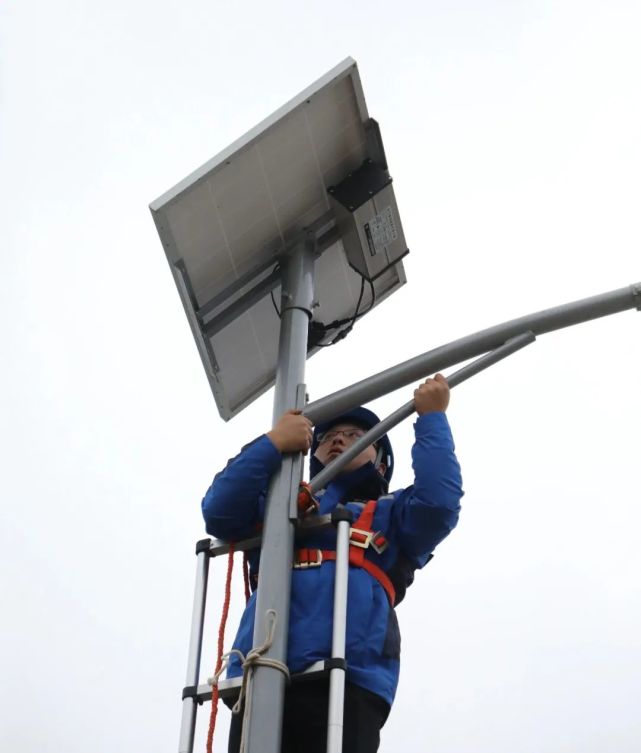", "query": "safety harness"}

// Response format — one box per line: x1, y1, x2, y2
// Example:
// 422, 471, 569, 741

206, 490, 397, 751
292, 499, 397, 606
